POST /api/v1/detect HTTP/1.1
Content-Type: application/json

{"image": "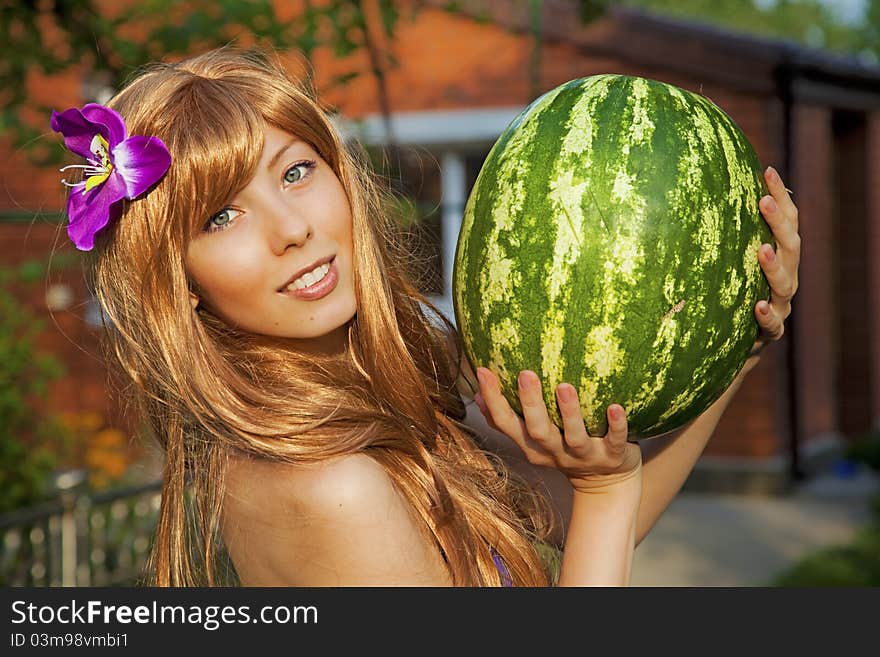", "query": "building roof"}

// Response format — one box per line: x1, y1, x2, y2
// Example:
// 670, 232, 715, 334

429, 0, 880, 107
